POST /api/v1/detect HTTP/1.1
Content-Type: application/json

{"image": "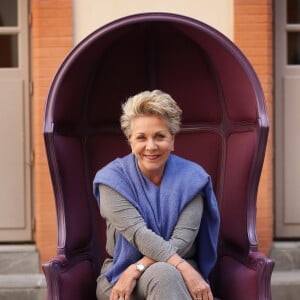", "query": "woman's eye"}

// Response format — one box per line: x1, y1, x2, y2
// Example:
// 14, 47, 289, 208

156, 134, 165, 139
136, 136, 145, 140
